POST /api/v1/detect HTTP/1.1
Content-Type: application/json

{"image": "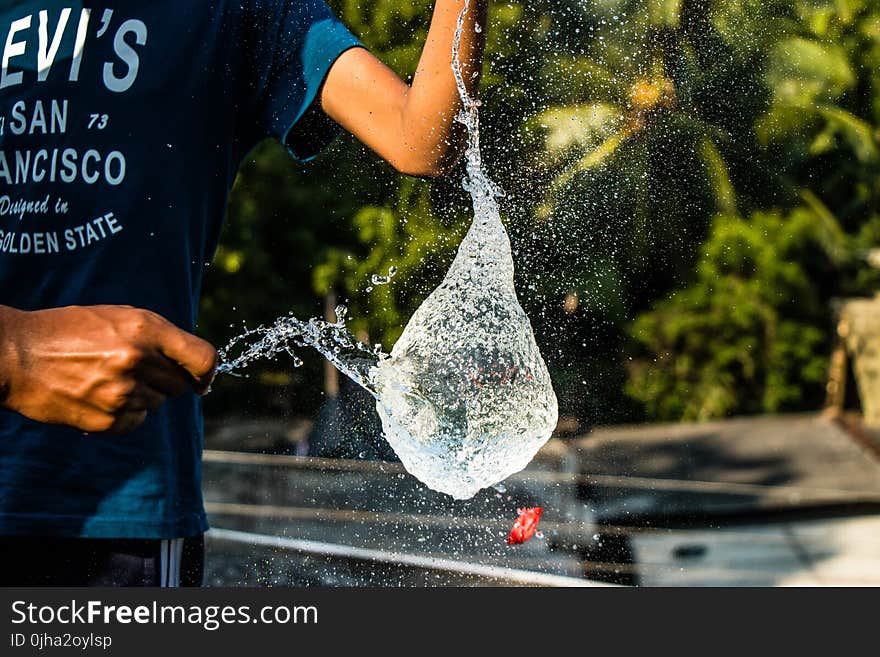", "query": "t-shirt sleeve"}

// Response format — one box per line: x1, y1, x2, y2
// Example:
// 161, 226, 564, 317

242, 0, 362, 161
